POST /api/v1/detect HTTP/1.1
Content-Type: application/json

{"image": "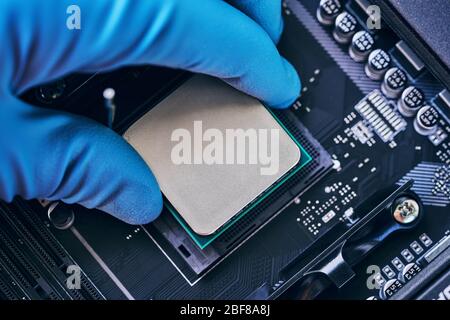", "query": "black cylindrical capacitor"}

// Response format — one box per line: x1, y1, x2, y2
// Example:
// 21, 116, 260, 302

381, 67, 408, 99
333, 12, 357, 44
349, 31, 375, 62
398, 86, 425, 117
414, 105, 439, 136
317, 0, 342, 26
365, 49, 391, 80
